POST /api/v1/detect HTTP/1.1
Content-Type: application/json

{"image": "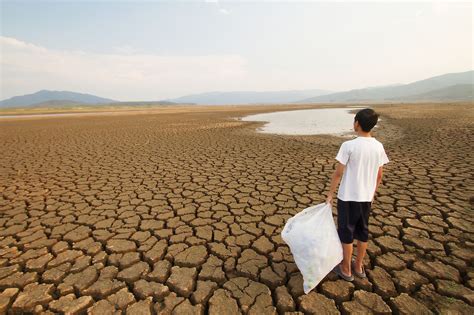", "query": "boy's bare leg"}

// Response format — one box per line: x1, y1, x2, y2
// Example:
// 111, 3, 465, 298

354, 240, 368, 272
341, 243, 353, 275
